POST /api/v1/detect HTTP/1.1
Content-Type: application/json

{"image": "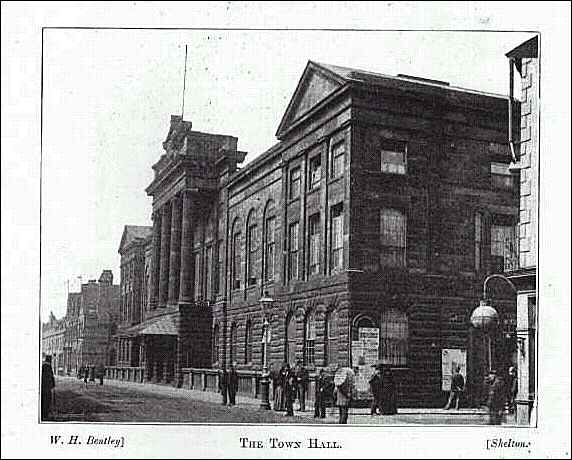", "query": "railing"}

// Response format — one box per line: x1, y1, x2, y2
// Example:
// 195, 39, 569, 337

105, 366, 145, 383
